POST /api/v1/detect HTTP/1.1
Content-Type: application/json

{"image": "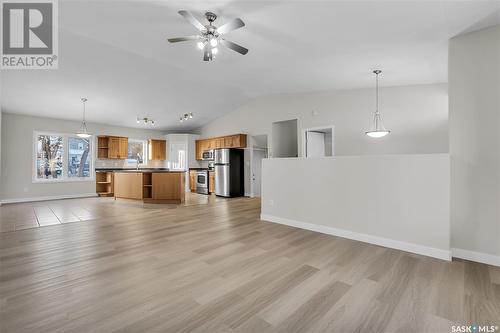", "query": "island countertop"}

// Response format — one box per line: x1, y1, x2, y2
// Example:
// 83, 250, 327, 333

96, 168, 185, 173
112, 170, 185, 173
